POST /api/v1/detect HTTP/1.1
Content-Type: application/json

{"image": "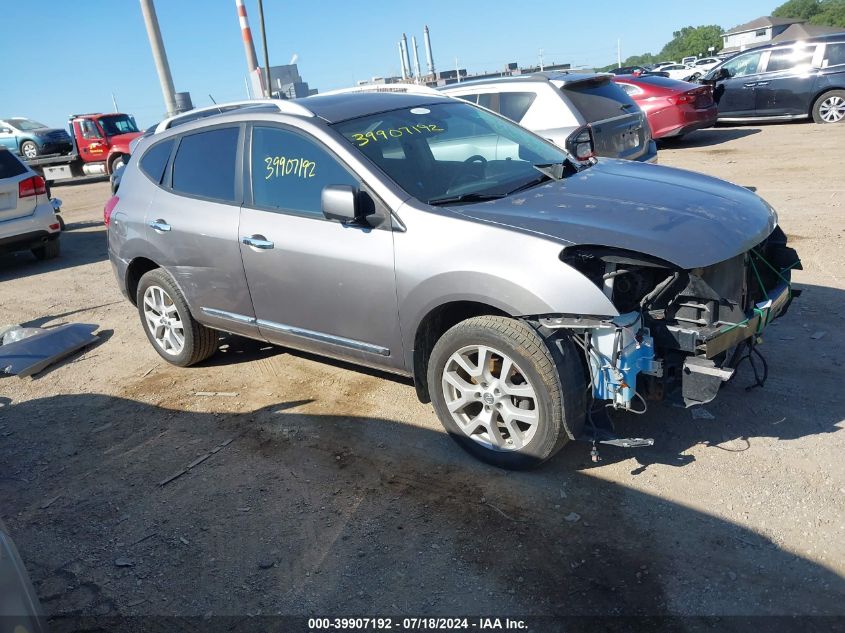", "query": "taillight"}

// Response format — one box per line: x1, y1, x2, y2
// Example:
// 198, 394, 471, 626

669, 90, 699, 105
566, 126, 595, 161
103, 195, 119, 226
18, 175, 47, 198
